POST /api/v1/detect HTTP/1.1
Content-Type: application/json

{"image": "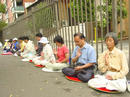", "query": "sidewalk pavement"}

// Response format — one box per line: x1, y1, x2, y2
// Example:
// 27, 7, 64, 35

0, 54, 130, 97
